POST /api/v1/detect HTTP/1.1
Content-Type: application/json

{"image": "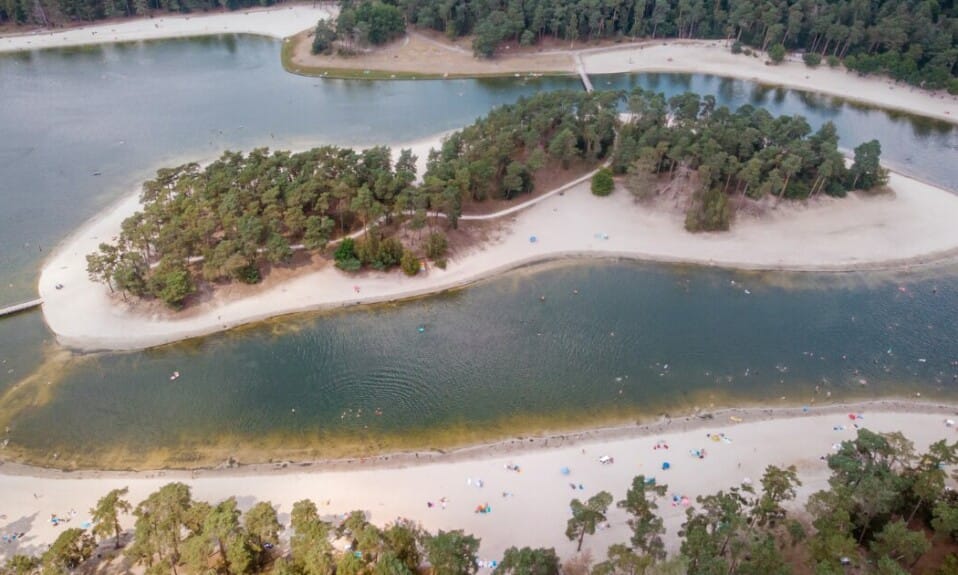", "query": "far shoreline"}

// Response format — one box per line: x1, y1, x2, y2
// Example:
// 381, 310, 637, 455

2, 6, 955, 125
